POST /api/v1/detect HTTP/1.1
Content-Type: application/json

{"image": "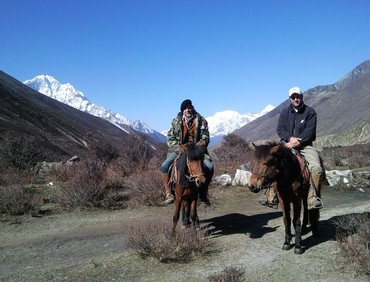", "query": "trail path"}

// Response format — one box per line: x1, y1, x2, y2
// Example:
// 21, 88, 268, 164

1, 186, 369, 281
